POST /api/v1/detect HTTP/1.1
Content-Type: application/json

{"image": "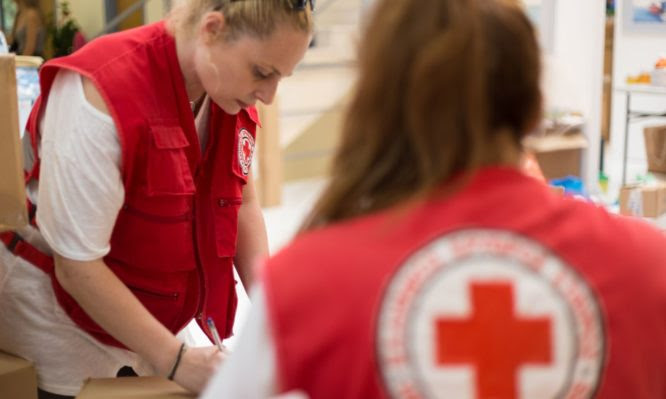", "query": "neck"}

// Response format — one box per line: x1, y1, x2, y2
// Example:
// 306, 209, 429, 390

172, 27, 205, 102
481, 128, 524, 168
